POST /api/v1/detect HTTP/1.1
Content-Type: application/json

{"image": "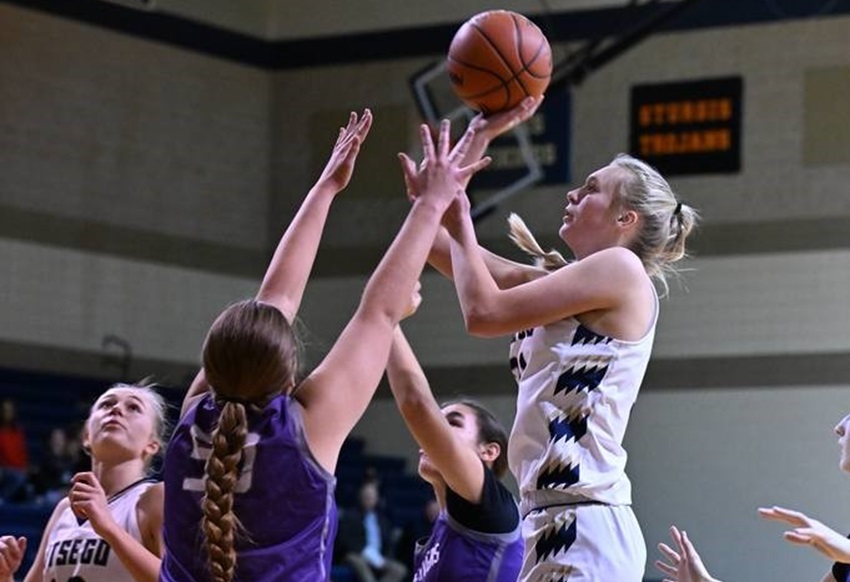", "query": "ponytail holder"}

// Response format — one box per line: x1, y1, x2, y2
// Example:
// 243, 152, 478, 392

674, 201, 682, 216
216, 395, 254, 407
